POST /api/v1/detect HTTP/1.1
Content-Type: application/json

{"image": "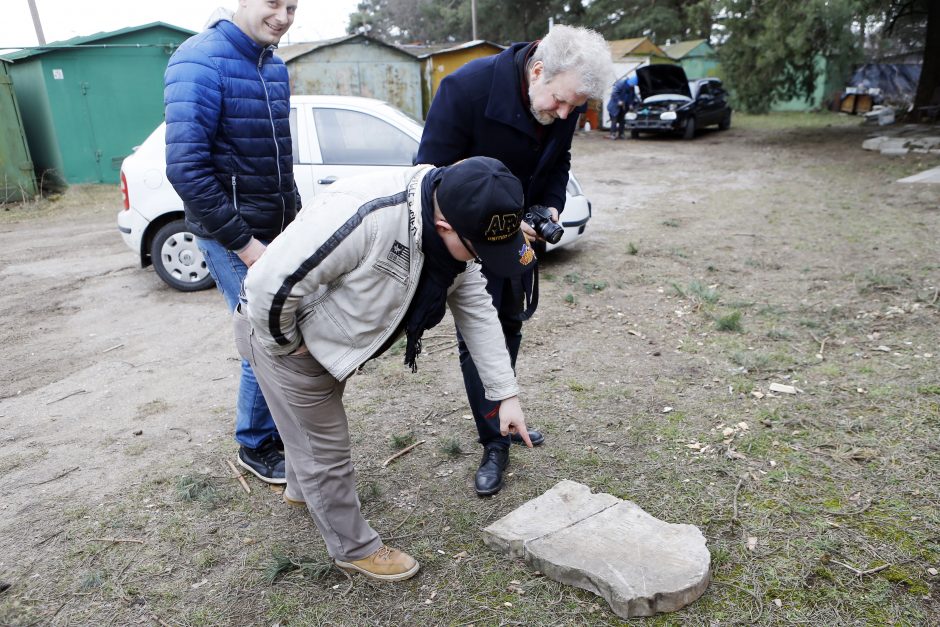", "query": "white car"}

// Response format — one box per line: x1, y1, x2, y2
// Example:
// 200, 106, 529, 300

118, 95, 592, 291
